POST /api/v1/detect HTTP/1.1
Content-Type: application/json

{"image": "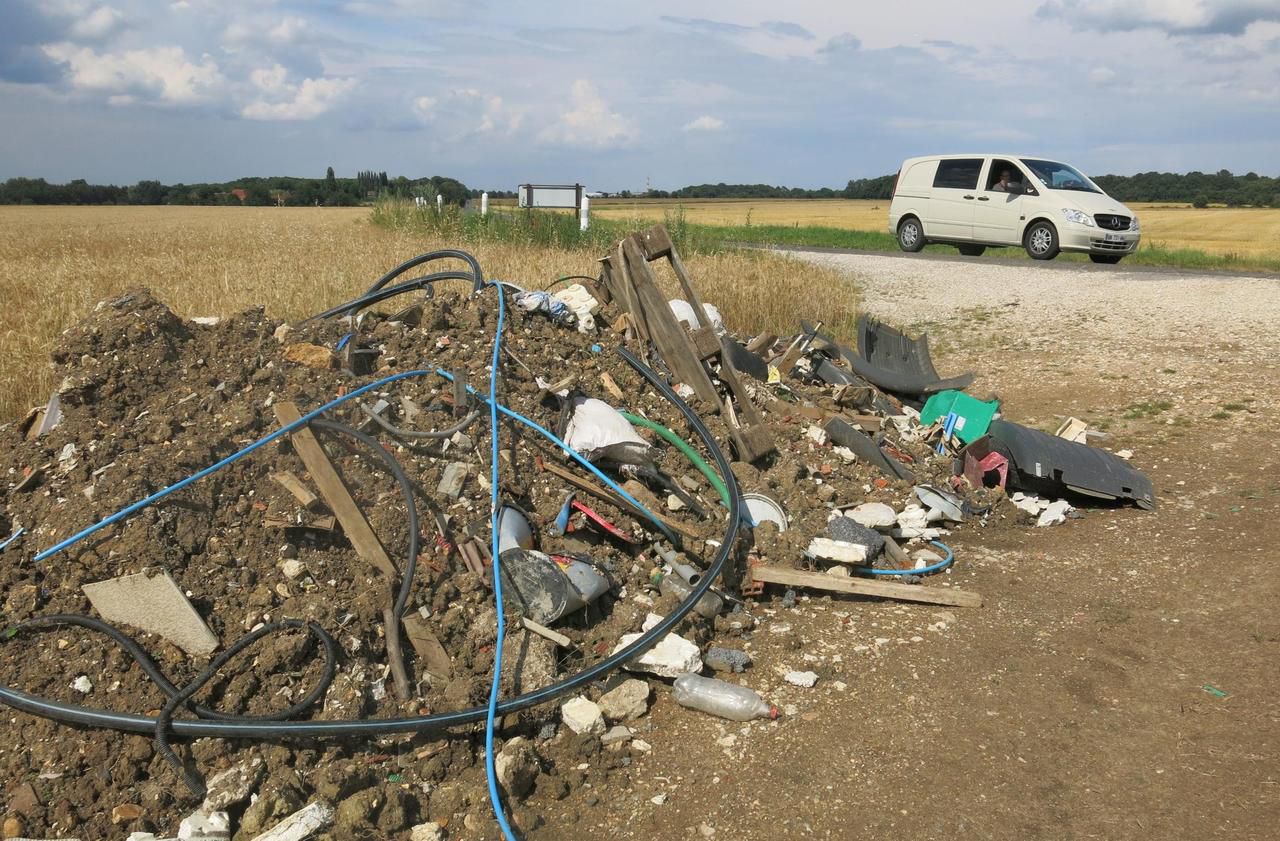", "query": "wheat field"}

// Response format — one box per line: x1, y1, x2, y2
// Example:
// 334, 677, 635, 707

591, 198, 1280, 259
0, 206, 857, 421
